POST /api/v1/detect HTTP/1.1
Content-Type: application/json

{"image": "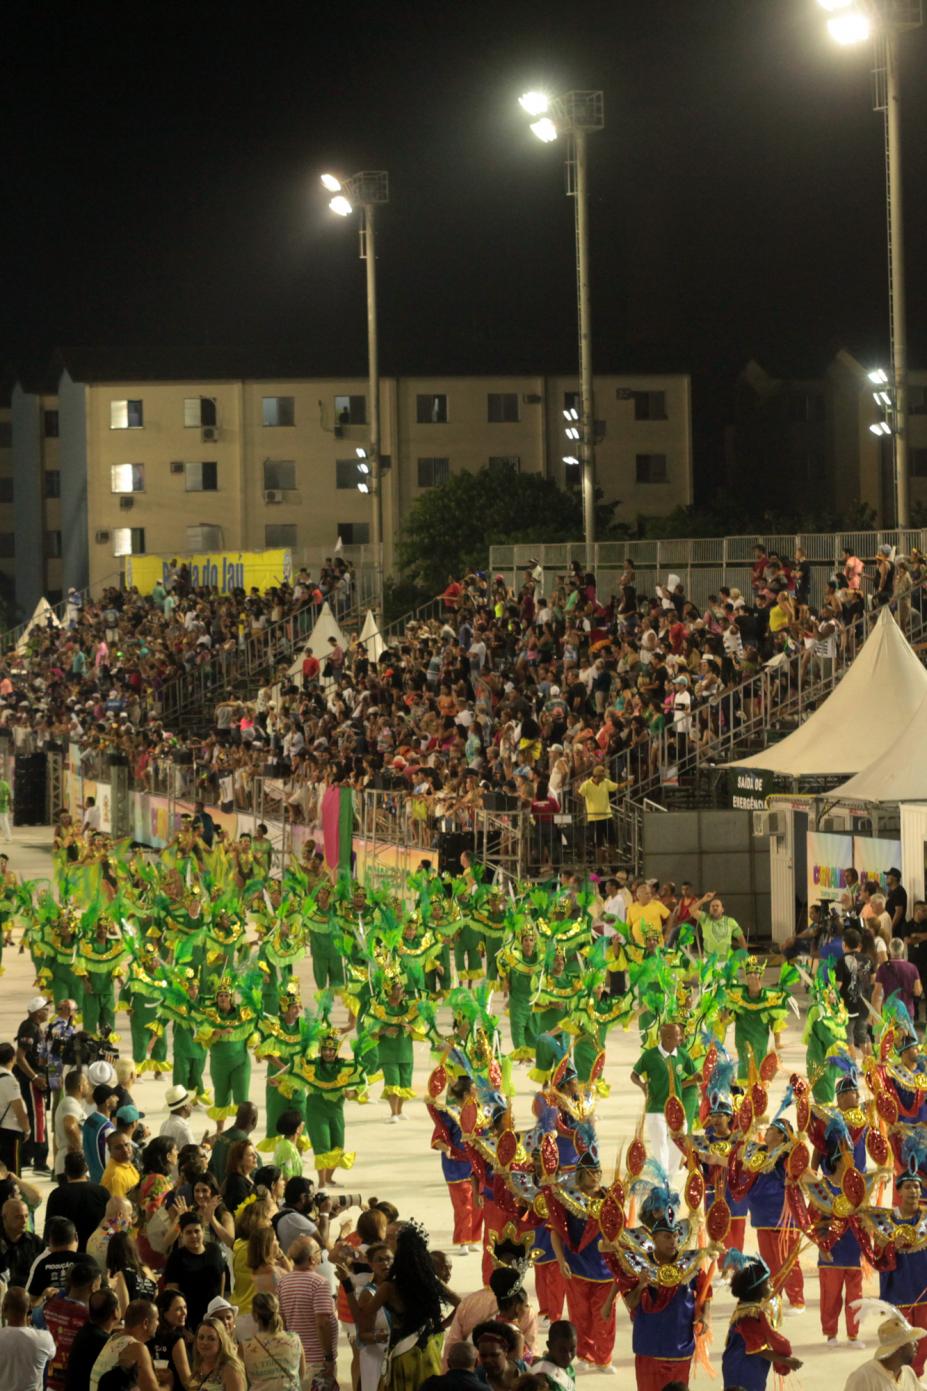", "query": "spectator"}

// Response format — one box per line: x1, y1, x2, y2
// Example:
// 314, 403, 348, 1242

531, 1321, 578, 1391
626, 881, 671, 947
100, 1129, 140, 1197
0, 1042, 31, 1174
695, 893, 747, 955
104, 1230, 159, 1314
162, 1211, 228, 1332
242, 1290, 306, 1389
277, 1235, 338, 1382
209, 1102, 259, 1187
84, 1296, 160, 1390
63, 1287, 120, 1391
25, 1216, 79, 1301
82, 1085, 118, 1184
189, 1319, 246, 1391
14, 996, 50, 1172
45, 1153, 109, 1253
86, 1196, 133, 1270
159, 1085, 198, 1150
576, 765, 619, 848
0, 1285, 55, 1391
0, 1197, 43, 1286
41, 1260, 101, 1391
444, 1266, 537, 1363
52, 1055, 87, 1177
147, 1289, 194, 1391
873, 939, 923, 1019
422, 1342, 485, 1391
887, 867, 909, 934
